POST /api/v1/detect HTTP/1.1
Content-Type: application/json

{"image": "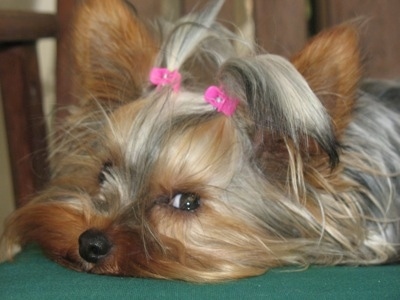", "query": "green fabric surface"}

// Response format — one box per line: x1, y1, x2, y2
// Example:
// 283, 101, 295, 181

0, 245, 399, 299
